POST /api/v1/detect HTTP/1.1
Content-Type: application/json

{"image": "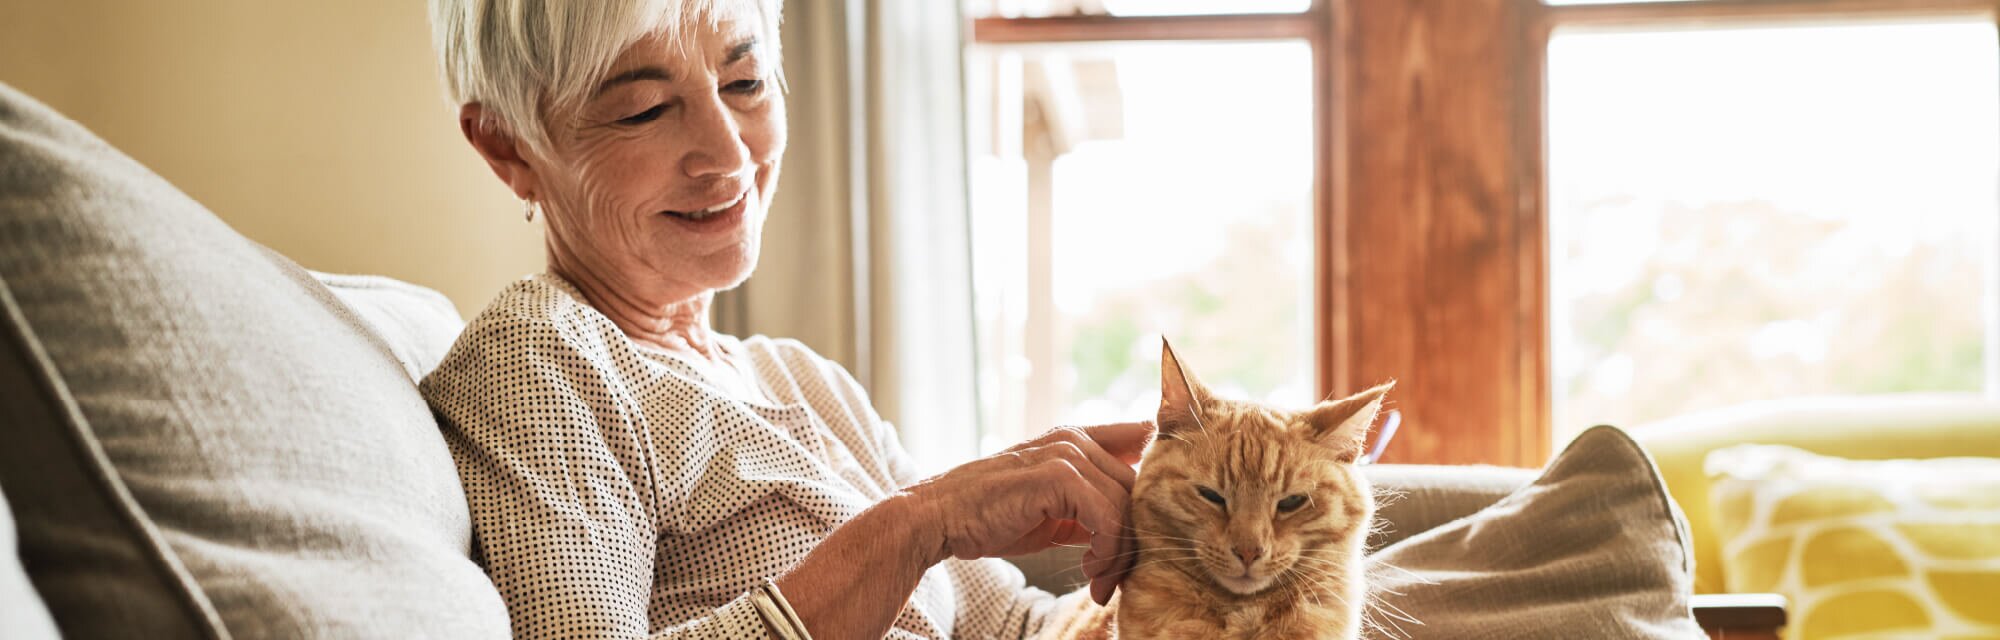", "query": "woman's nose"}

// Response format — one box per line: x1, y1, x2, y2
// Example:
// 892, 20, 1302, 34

680, 95, 753, 179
